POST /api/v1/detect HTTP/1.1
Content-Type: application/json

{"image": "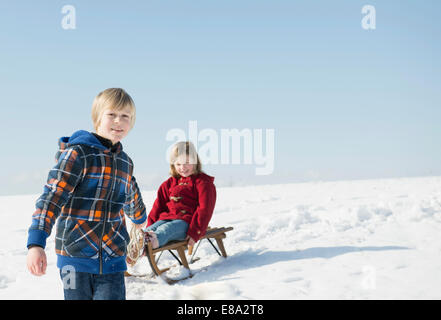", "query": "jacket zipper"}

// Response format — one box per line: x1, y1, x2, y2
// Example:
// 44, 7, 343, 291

99, 153, 117, 274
